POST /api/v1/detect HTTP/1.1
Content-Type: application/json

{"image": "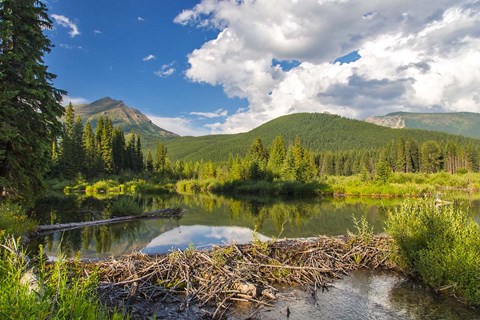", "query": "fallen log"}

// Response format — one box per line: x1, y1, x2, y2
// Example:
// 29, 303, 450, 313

34, 208, 182, 235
